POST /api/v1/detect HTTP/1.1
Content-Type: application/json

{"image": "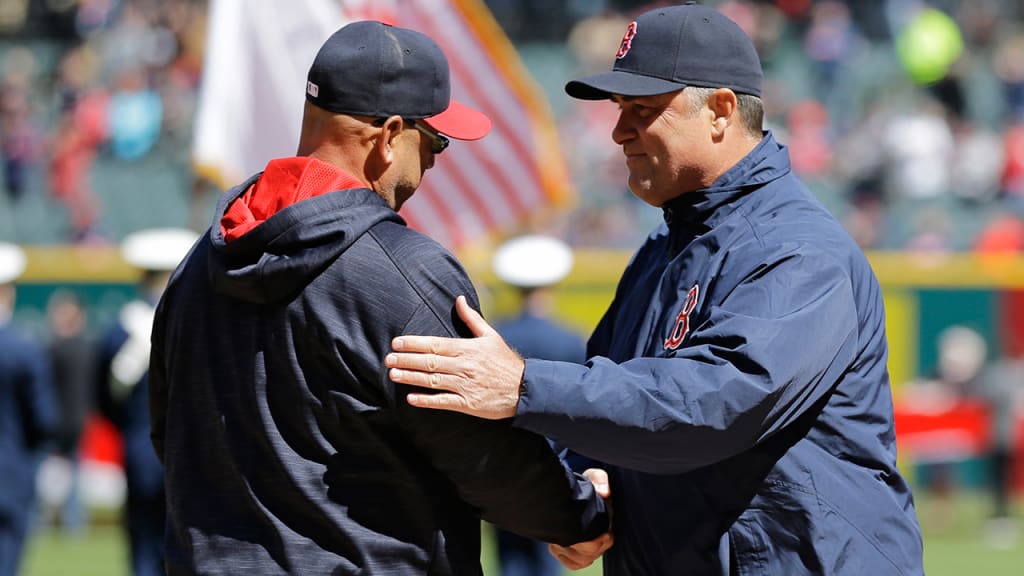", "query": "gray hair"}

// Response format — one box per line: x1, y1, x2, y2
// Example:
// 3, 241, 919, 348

685, 86, 764, 137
